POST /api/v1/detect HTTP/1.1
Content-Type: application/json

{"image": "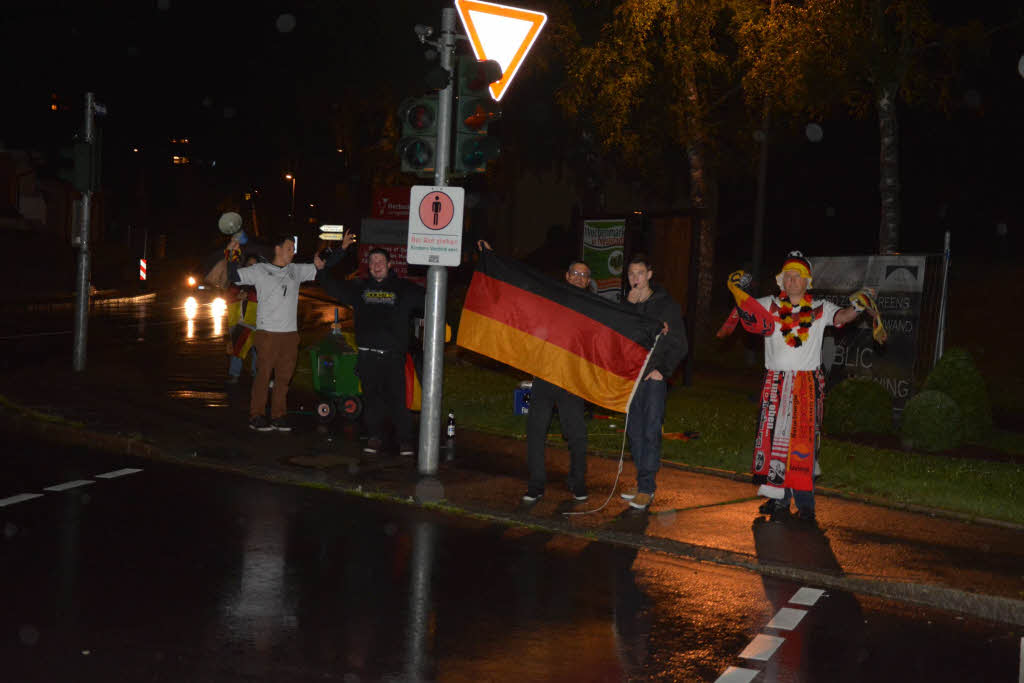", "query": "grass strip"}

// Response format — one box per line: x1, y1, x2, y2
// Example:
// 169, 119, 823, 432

440, 359, 1024, 525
